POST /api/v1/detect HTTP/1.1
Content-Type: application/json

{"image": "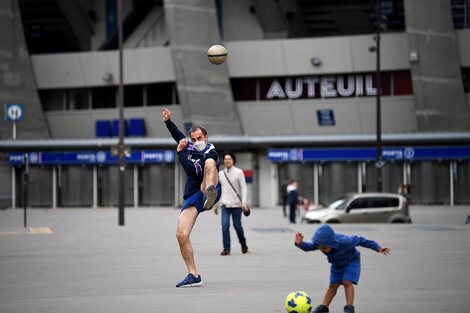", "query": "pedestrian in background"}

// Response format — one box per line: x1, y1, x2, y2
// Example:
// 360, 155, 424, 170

280, 177, 291, 218
287, 180, 299, 224
214, 152, 249, 256
398, 184, 409, 202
